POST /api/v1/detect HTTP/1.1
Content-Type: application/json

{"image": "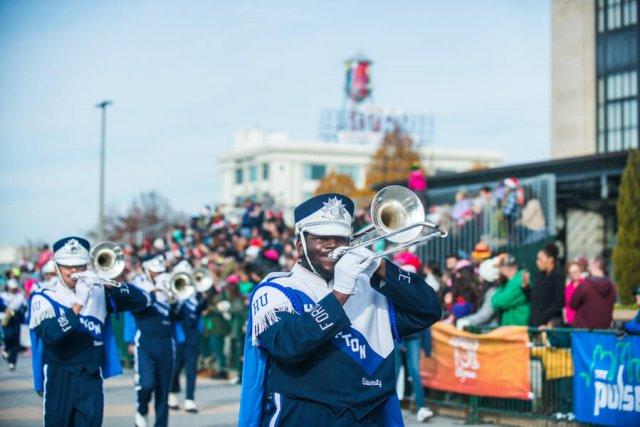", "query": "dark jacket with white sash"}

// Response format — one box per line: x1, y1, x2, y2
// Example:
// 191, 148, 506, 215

239, 260, 442, 425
